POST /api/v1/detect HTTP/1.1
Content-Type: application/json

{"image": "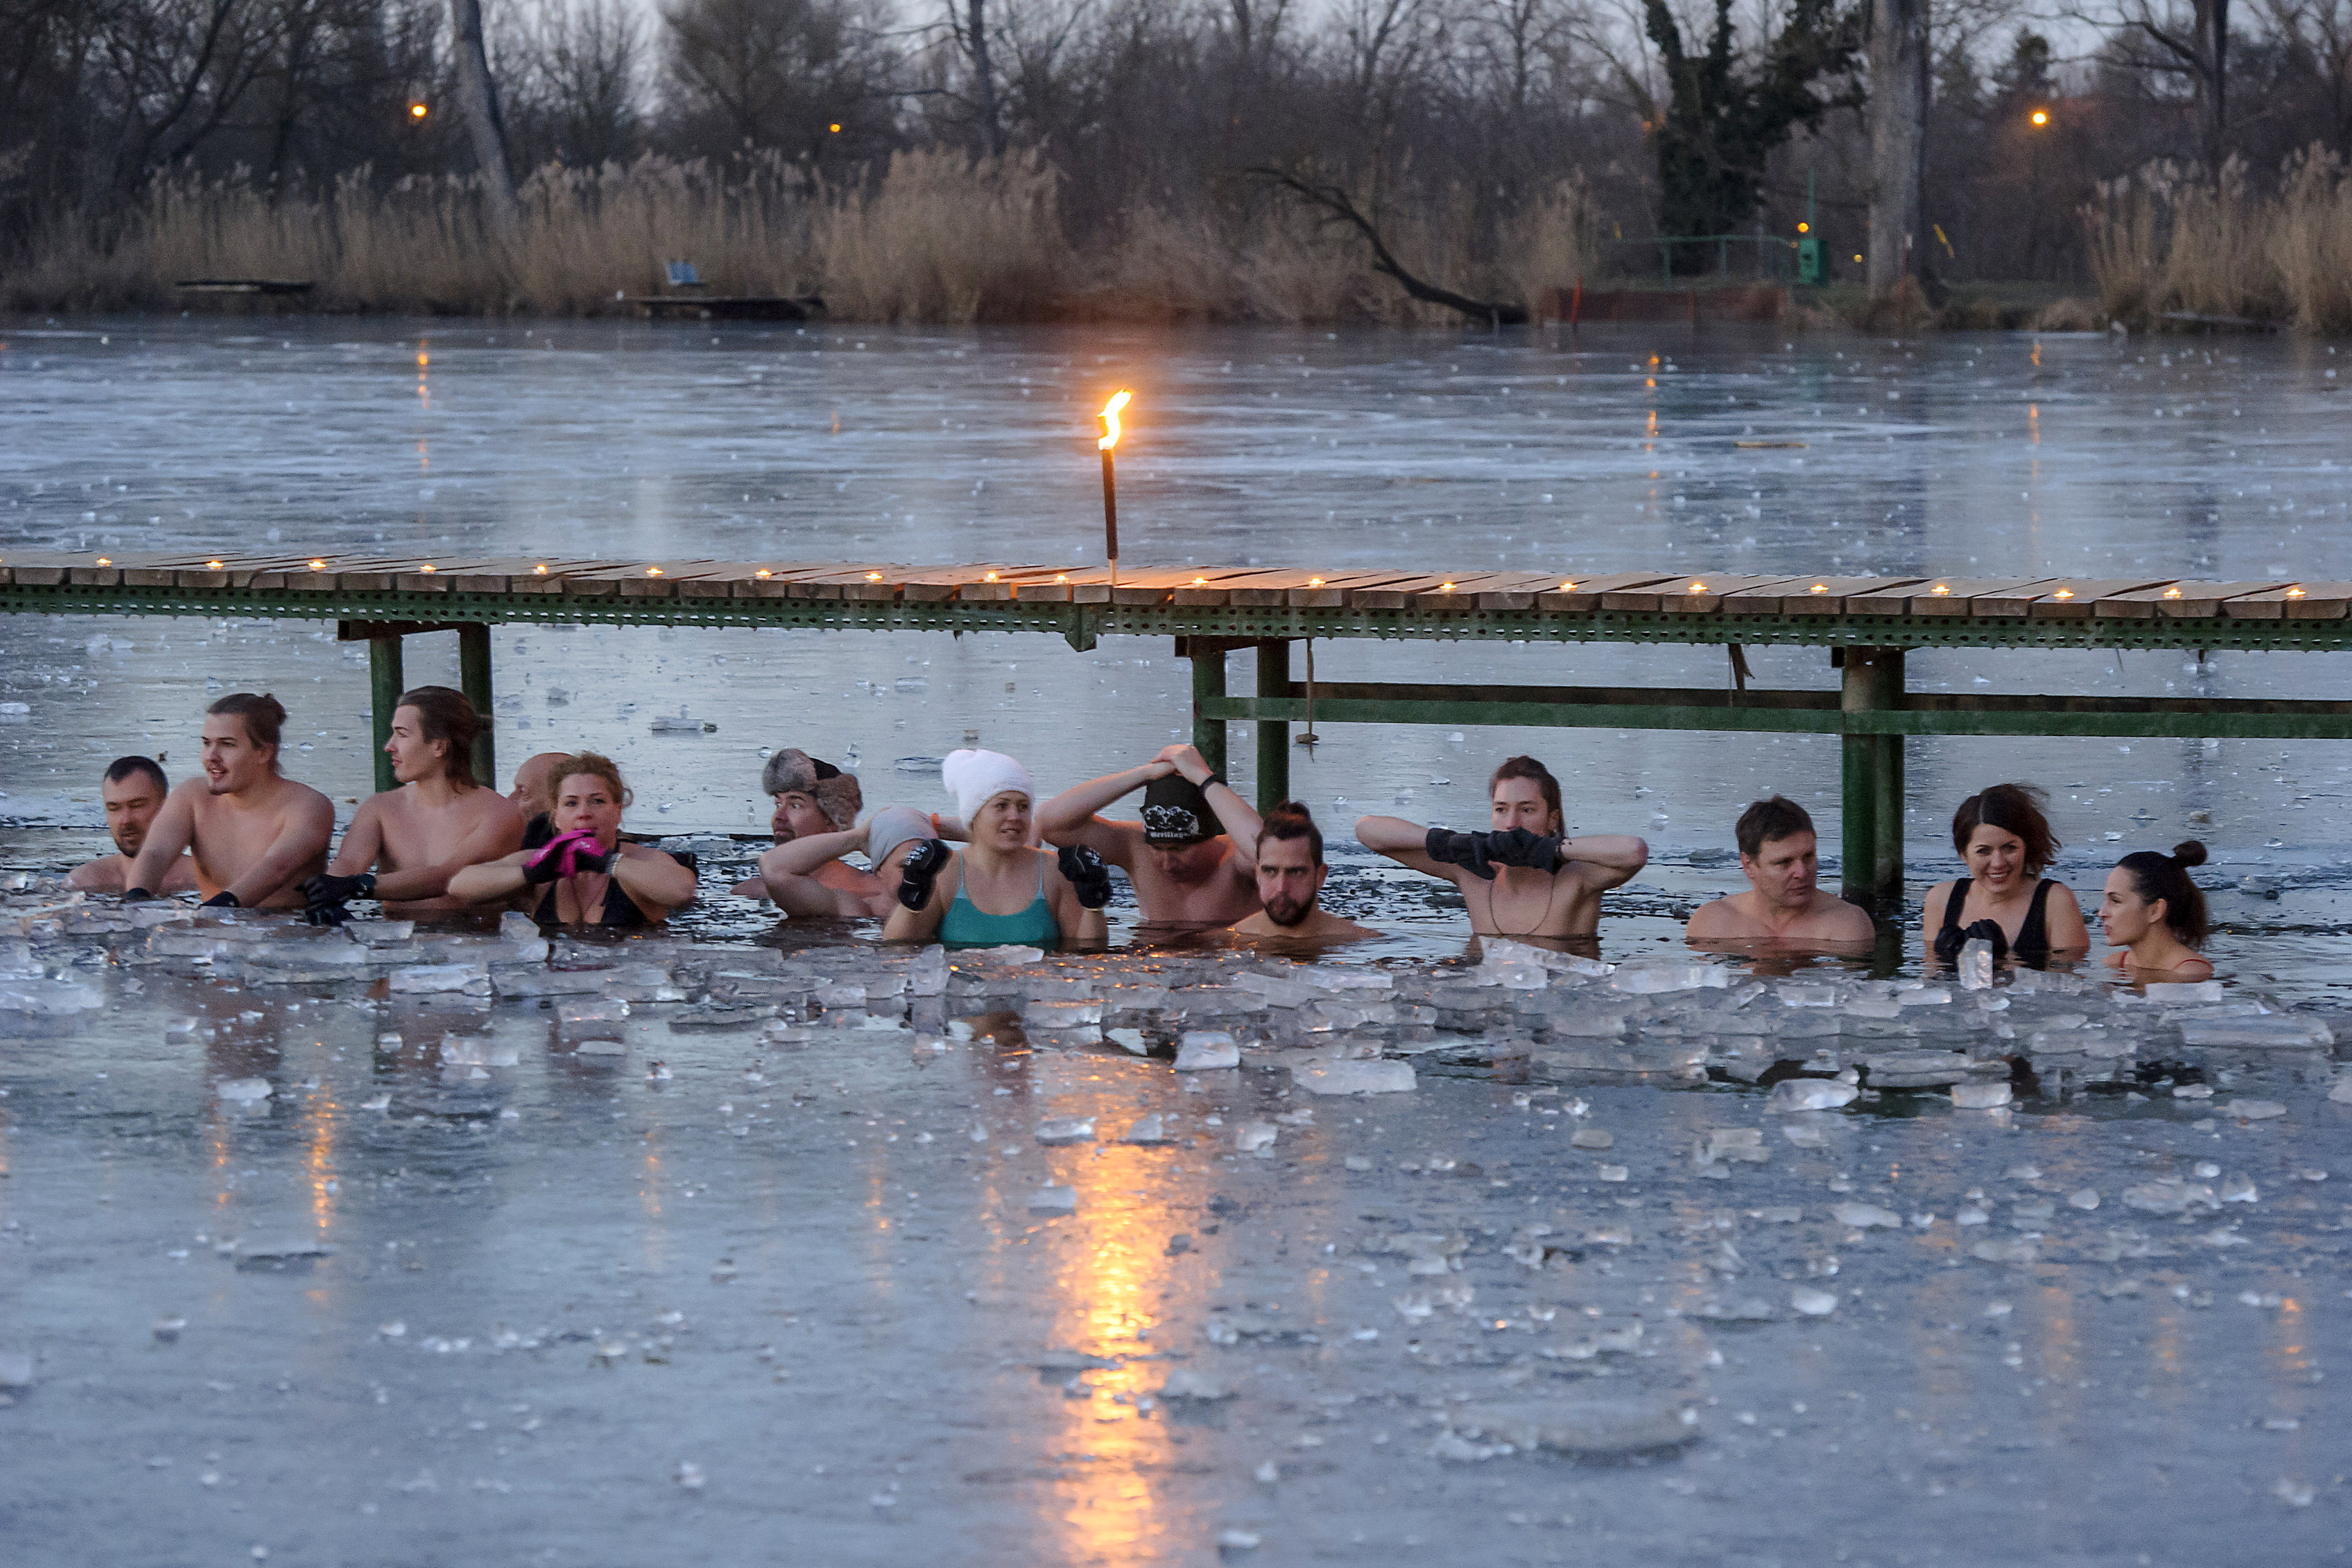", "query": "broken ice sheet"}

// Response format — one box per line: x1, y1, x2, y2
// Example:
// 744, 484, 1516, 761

1027, 1185, 1077, 1215
1035, 1117, 1094, 1145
